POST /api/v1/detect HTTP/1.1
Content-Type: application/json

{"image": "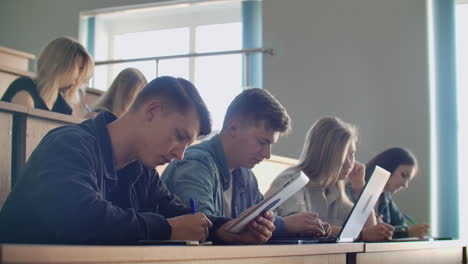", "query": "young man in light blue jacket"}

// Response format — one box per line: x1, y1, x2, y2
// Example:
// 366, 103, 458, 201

162, 88, 330, 238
